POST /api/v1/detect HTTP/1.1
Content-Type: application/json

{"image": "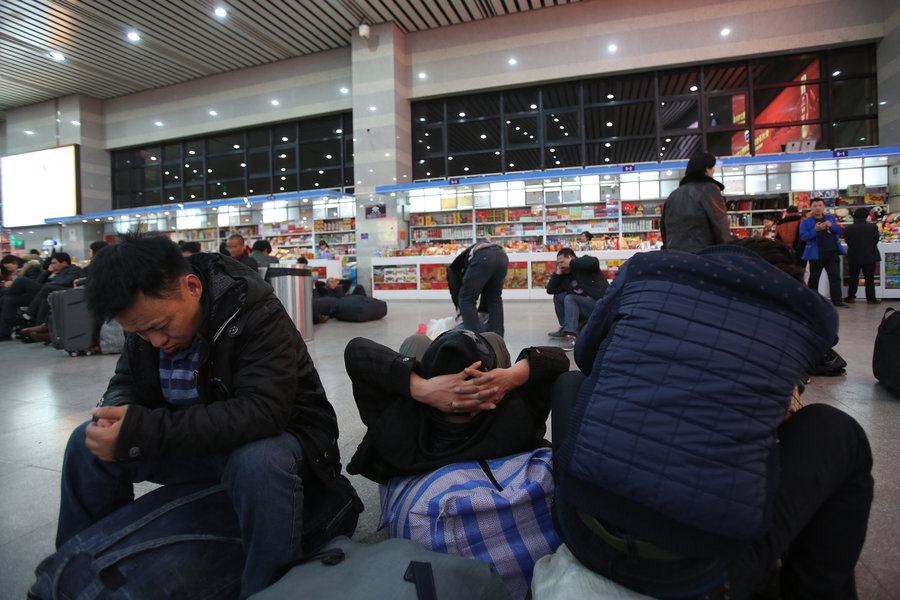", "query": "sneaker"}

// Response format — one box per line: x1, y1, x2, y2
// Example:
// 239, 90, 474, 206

548, 328, 566, 338
558, 334, 577, 351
